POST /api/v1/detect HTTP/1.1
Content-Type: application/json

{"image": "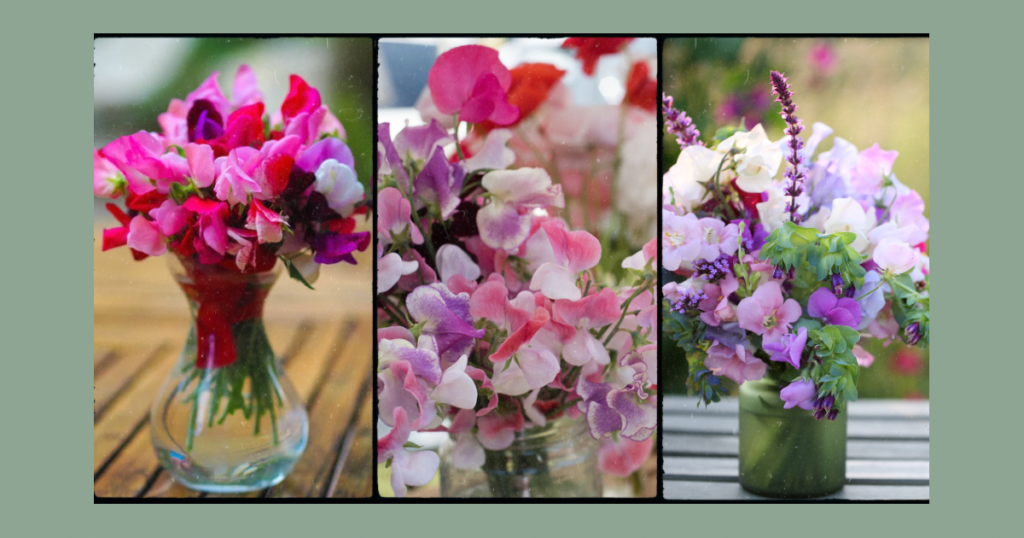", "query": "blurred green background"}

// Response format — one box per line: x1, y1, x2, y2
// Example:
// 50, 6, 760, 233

662, 37, 929, 400
94, 37, 374, 193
